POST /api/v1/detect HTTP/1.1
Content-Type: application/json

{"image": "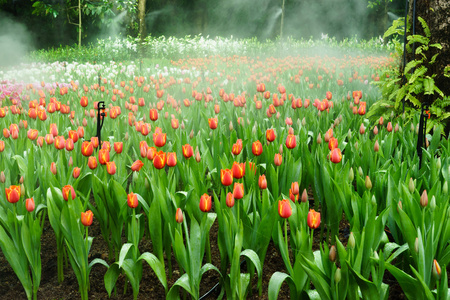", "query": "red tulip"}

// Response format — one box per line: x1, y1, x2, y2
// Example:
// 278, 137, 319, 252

62, 185, 76, 201
5, 185, 21, 203
171, 118, 179, 129
50, 162, 57, 175
307, 209, 321, 229
252, 140, 263, 156
147, 147, 157, 160
232, 162, 245, 179
231, 140, 243, 155
328, 137, 338, 151
199, 193, 212, 212
182, 144, 194, 159
387, 122, 393, 132
25, 198, 35, 212
27, 129, 38, 140
289, 189, 299, 203
149, 108, 158, 121
91, 136, 99, 148
0, 140, 4, 152
54, 136, 65, 150
131, 160, 144, 171
80, 96, 88, 107
291, 182, 299, 195
167, 152, 177, 167
285, 134, 296, 149
65, 138, 74, 151
153, 132, 166, 147
127, 192, 138, 208
226, 192, 235, 208
153, 151, 167, 169
221, 169, 233, 186
81, 210, 93, 226
233, 182, 244, 200
278, 199, 292, 218
50, 123, 58, 136
68, 130, 78, 143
